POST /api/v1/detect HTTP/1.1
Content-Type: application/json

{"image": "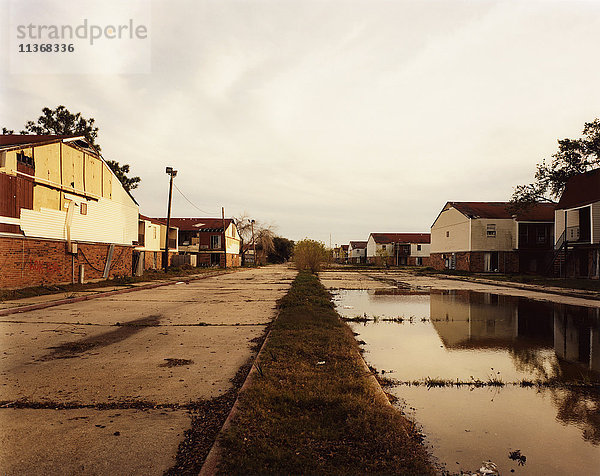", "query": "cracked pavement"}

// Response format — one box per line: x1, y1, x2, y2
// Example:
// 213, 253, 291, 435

0, 265, 295, 475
